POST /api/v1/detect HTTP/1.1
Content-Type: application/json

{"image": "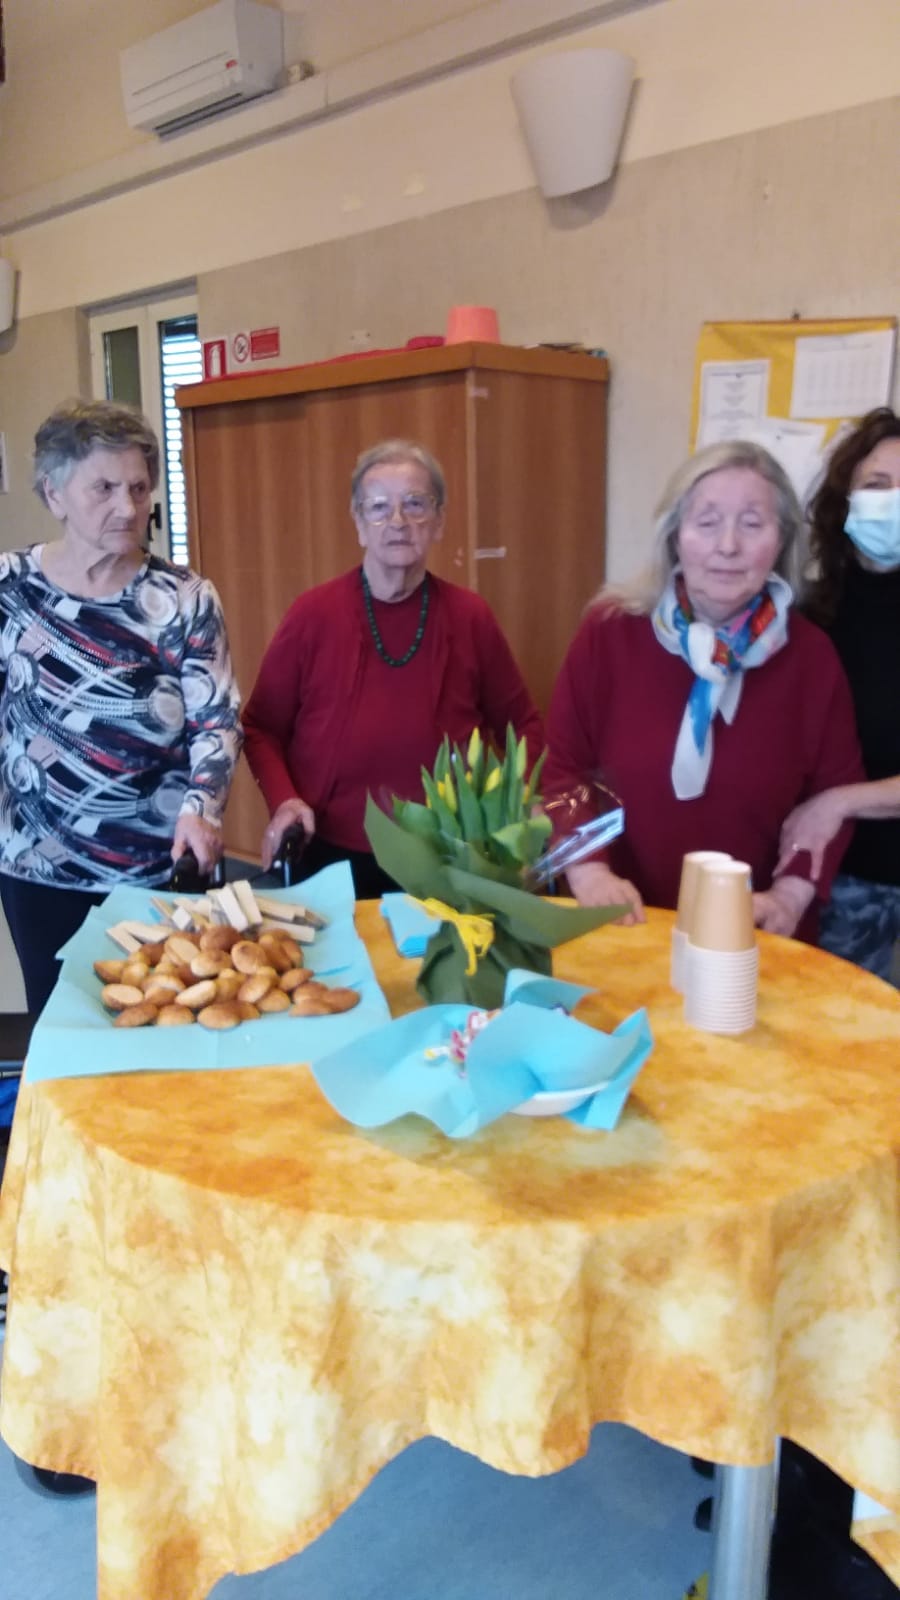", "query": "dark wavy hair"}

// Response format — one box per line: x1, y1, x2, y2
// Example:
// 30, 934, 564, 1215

805, 407, 900, 625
